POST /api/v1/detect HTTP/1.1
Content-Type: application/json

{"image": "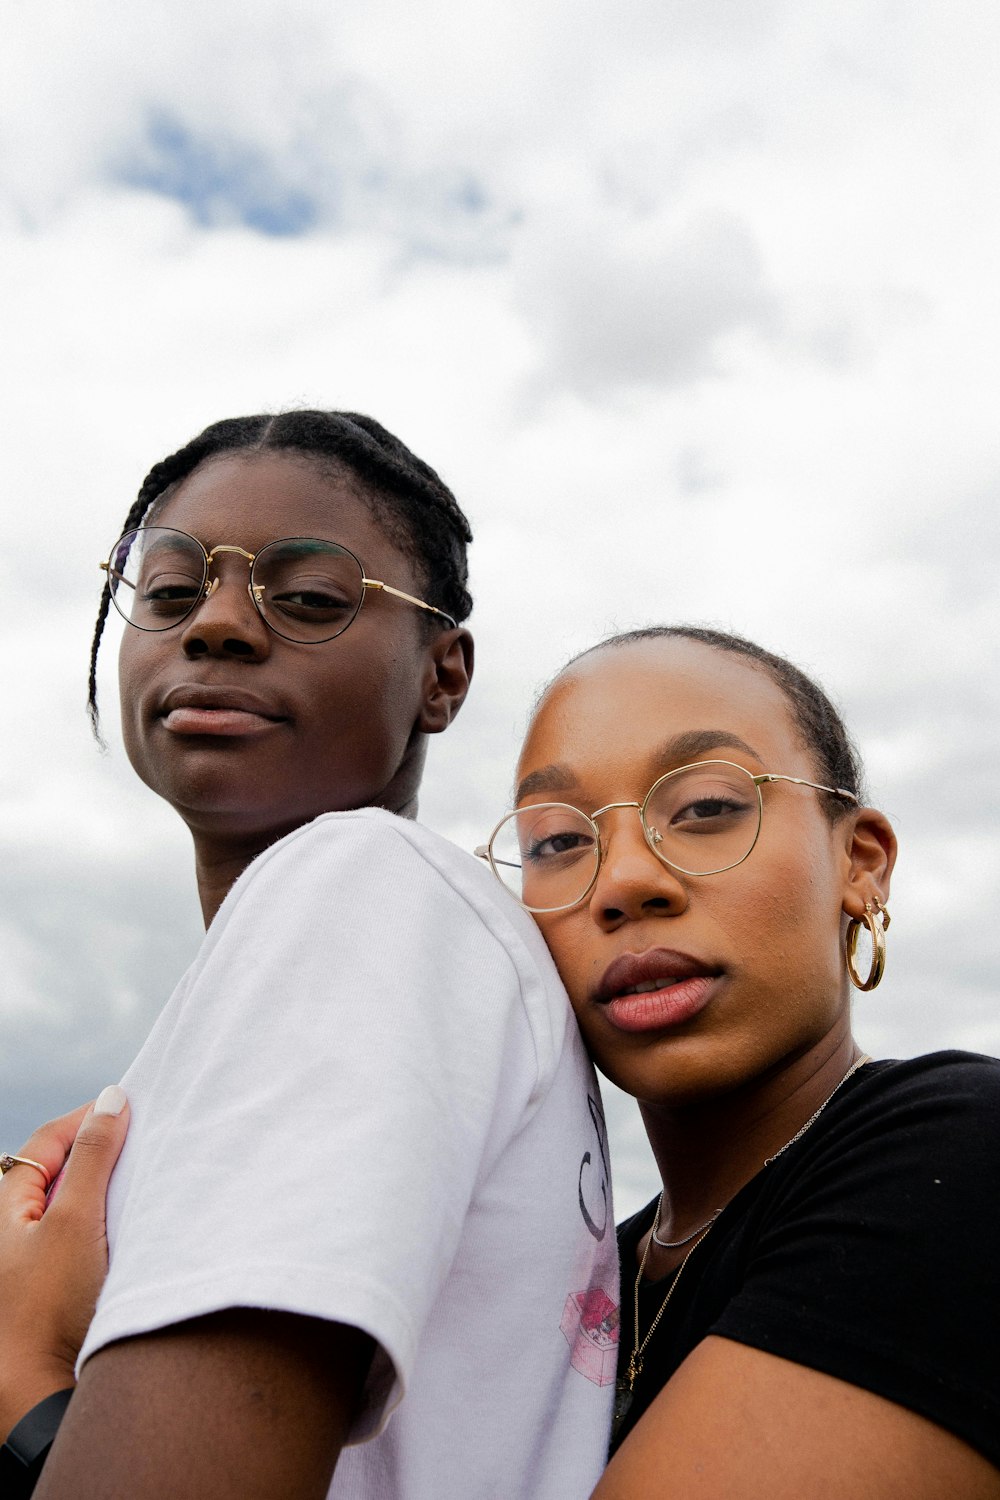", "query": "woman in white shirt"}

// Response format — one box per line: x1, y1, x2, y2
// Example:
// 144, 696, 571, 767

0, 408, 616, 1500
